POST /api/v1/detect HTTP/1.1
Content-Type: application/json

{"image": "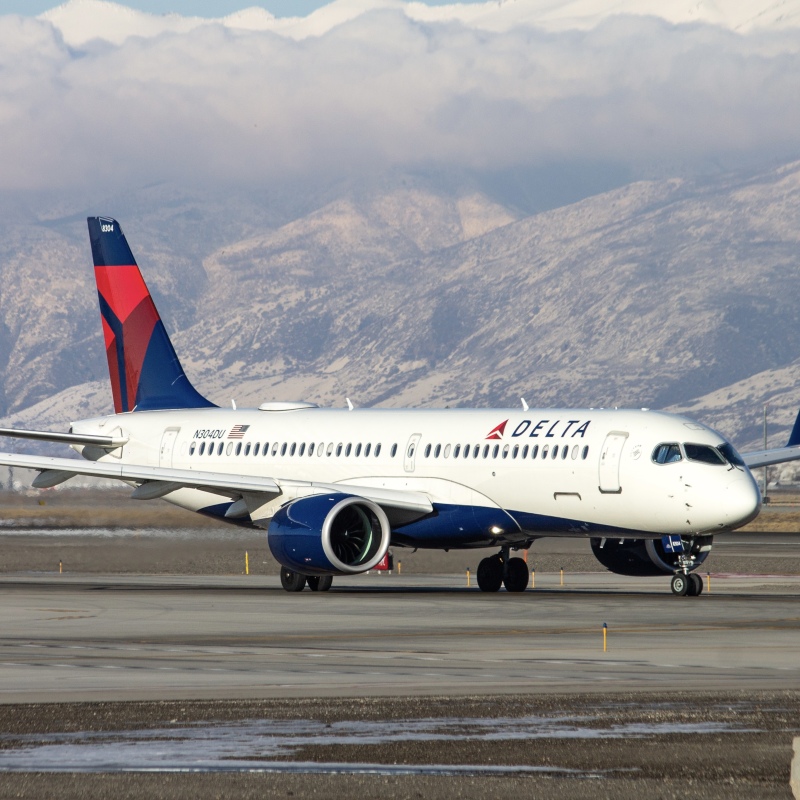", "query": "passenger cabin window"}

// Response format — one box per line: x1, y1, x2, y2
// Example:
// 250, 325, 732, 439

355, 444, 361, 457
434, 444, 441, 458
652, 443, 682, 464
684, 443, 726, 465
190, 442, 196, 456
309, 442, 315, 456
365, 443, 371, 457
245, 443, 251, 456
582, 446, 589, 459
376, 444, 382, 457
253, 443, 260, 456
199, 442, 205, 456
454, 445, 461, 458
217, 442, 223, 455
424, 444, 431, 458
